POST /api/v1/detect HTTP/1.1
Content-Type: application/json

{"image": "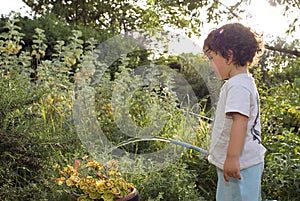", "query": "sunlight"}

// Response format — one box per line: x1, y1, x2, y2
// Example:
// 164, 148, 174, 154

220, 0, 294, 40
0, 0, 30, 16
246, 0, 291, 38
